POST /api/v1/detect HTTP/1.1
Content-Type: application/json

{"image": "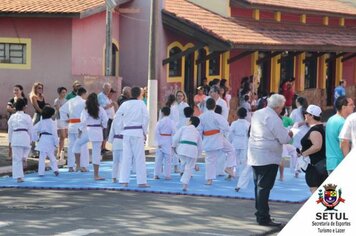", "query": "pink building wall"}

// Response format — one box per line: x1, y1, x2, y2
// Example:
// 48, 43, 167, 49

119, 0, 151, 88
0, 17, 72, 118
72, 11, 120, 77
